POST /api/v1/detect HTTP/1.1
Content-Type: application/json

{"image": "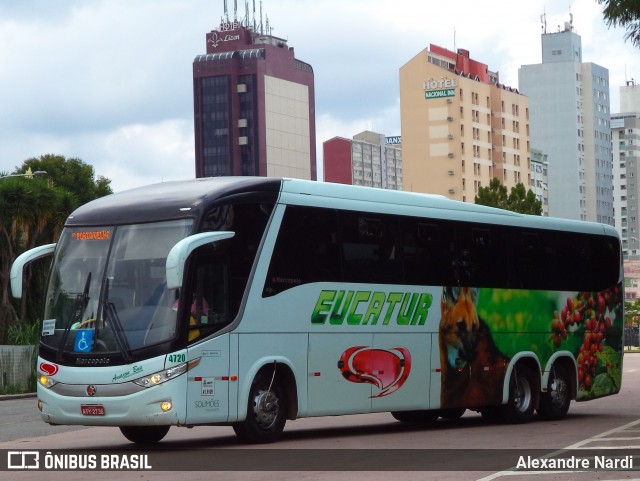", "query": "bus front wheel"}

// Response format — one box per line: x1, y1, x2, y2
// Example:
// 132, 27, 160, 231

500, 363, 537, 424
537, 363, 571, 420
233, 371, 287, 443
119, 425, 170, 444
